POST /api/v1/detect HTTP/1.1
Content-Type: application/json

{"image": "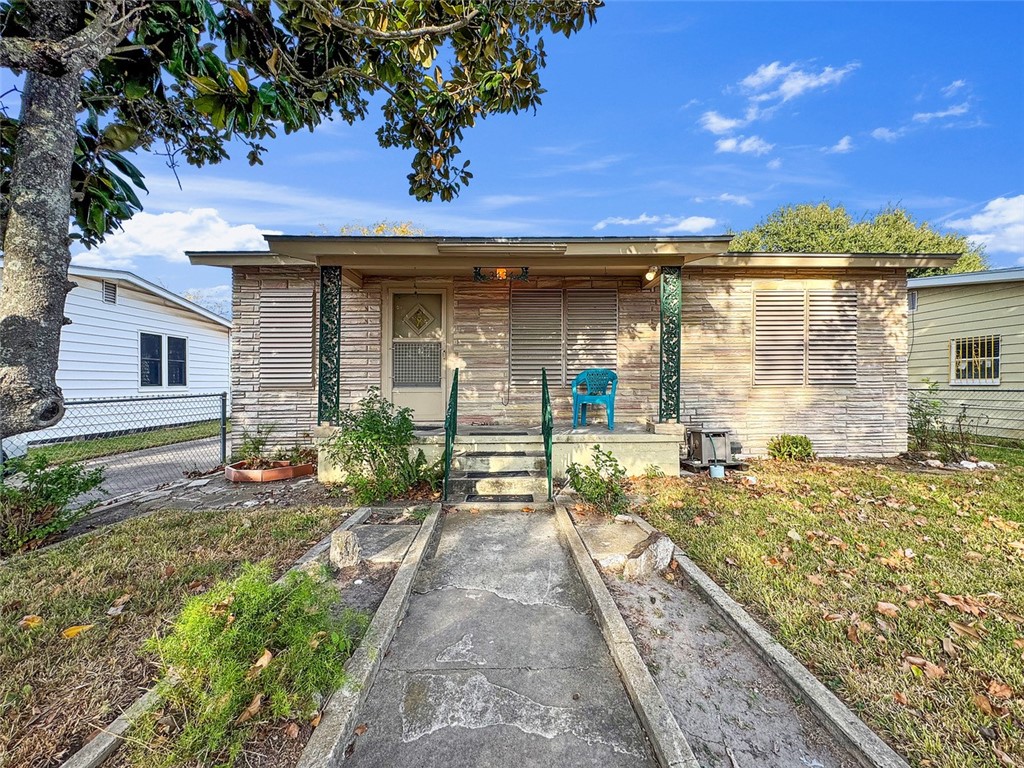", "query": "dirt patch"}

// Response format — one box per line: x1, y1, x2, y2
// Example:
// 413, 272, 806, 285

605, 571, 859, 768
333, 561, 399, 615
364, 505, 428, 525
